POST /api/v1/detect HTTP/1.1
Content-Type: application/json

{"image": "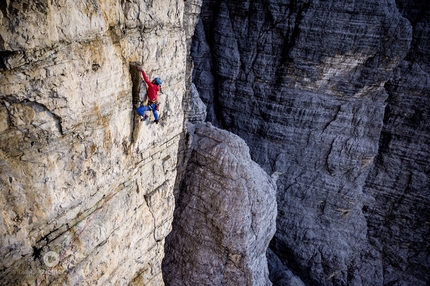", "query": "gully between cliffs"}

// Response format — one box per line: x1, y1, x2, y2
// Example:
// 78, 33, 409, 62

182, 0, 430, 285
